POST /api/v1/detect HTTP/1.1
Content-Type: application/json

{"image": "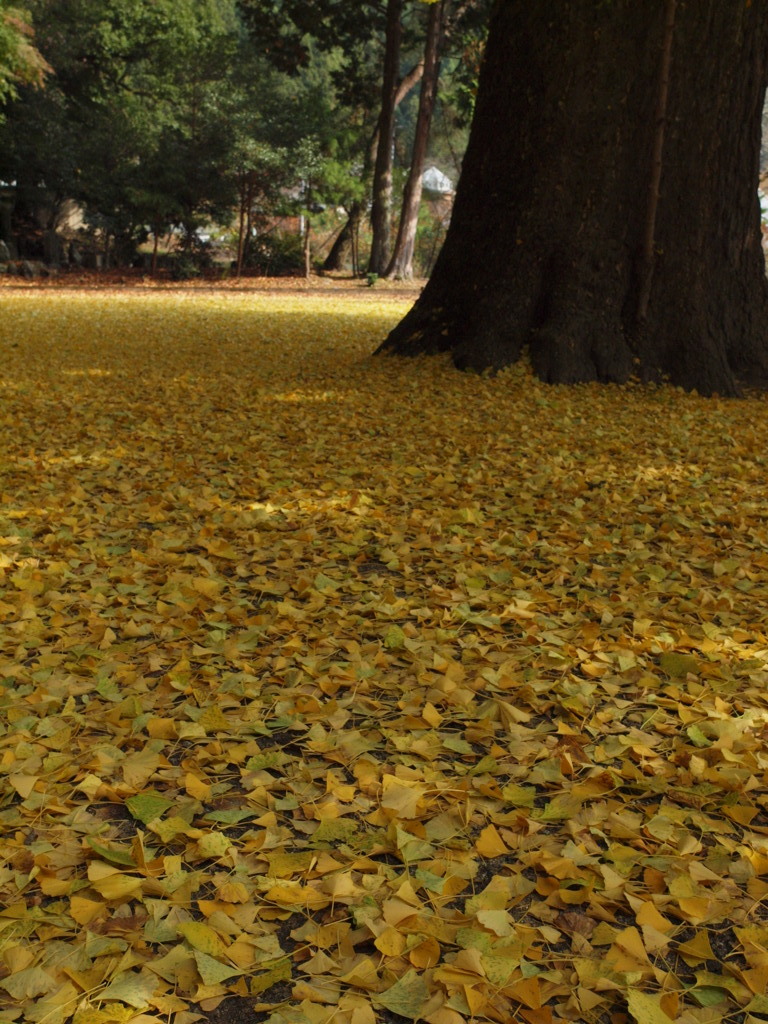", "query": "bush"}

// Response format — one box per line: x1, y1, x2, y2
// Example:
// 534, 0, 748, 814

246, 233, 304, 276
169, 255, 200, 280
